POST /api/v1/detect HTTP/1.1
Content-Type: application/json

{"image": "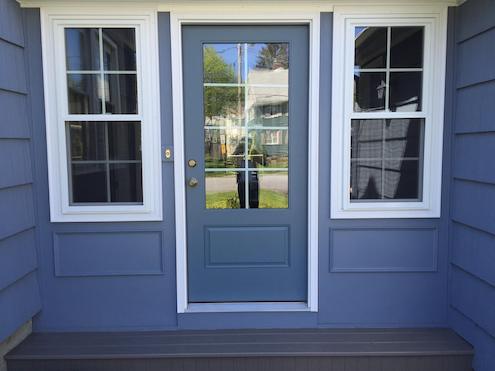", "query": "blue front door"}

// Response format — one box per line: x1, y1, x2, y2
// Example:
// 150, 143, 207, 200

183, 25, 309, 303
